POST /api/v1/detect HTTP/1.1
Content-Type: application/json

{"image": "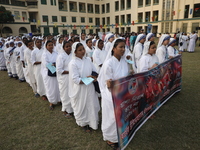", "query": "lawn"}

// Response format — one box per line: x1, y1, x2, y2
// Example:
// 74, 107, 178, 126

0, 47, 200, 150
